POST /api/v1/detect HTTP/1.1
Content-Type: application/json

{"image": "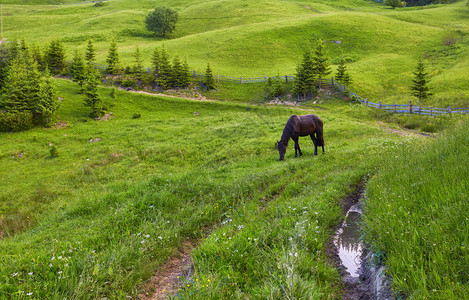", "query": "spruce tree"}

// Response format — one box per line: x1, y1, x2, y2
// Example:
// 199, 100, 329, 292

151, 47, 161, 78
157, 46, 172, 90
106, 39, 120, 75
335, 58, 346, 83
35, 71, 59, 125
313, 39, 331, 90
204, 63, 215, 90
293, 47, 316, 99
171, 55, 184, 88
411, 59, 432, 111
85, 40, 96, 65
181, 59, 192, 88
1, 50, 59, 124
132, 45, 144, 83
32, 44, 44, 71
71, 50, 86, 93
84, 62, 103, 118
45, 39, 66, 75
